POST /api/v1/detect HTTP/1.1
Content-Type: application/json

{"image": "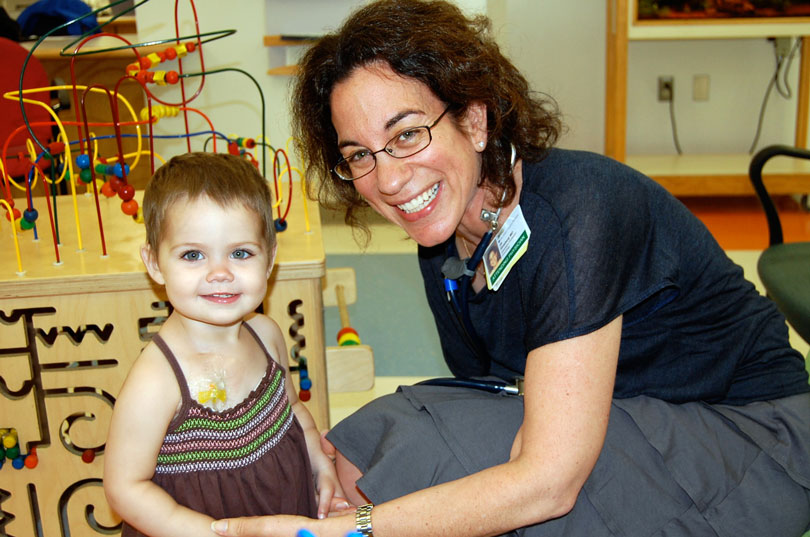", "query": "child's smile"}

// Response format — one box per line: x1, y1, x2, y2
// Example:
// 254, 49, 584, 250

142, 196, 274, 331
